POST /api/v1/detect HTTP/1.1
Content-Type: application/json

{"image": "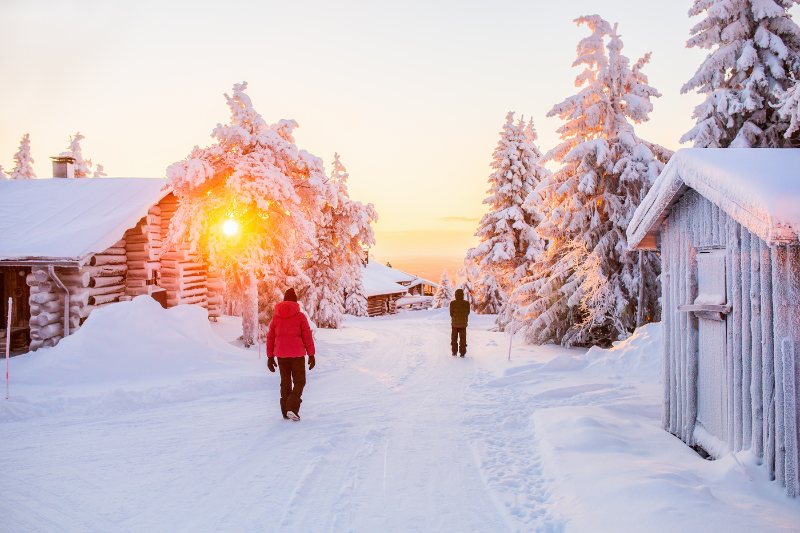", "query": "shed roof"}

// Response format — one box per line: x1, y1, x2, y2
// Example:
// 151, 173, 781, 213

0, 178, 170, 265
627, 149, 800, 250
